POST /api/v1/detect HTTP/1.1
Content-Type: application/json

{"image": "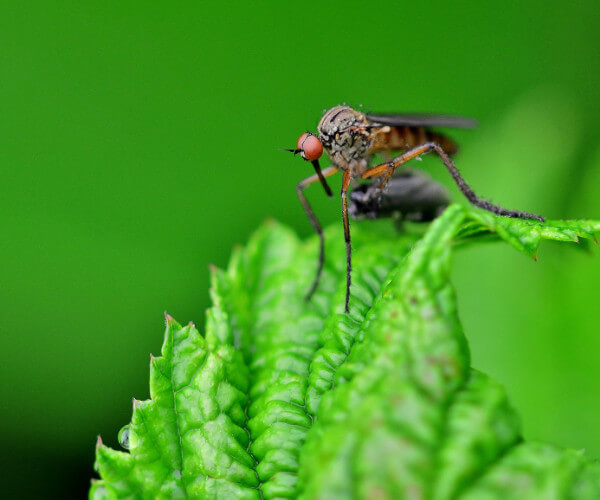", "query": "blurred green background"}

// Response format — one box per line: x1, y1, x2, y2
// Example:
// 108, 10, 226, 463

1, 1, 599, 497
